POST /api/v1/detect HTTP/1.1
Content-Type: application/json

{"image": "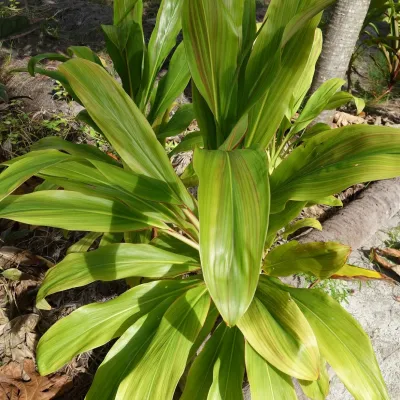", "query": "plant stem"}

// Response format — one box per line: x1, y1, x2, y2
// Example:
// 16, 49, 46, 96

165, 229, 200, 251
183, 208, 200, 231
